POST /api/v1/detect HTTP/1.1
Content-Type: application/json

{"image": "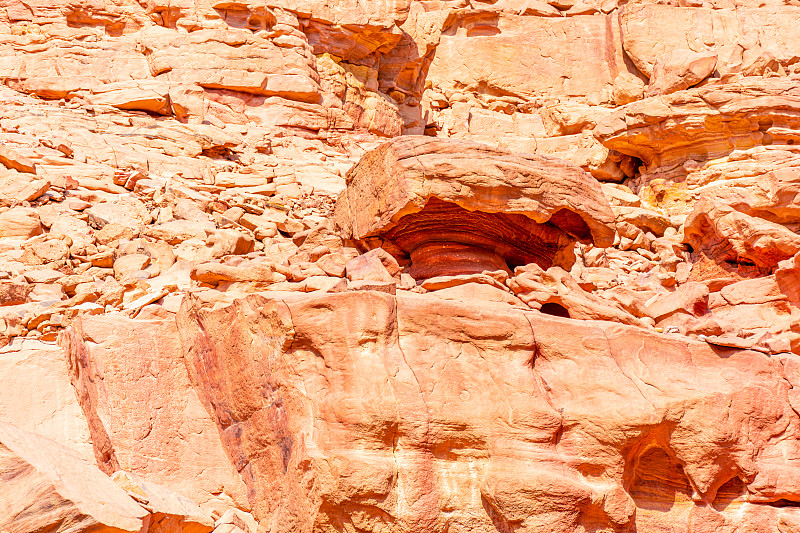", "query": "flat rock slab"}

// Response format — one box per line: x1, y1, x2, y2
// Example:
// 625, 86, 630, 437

0, 421, 148, 533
